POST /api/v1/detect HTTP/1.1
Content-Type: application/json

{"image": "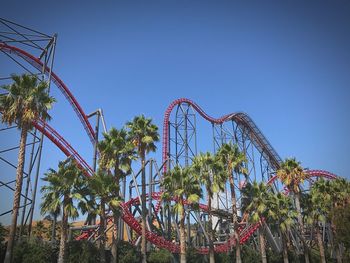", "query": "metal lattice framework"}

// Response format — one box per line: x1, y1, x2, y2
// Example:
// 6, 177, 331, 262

1, 18, 339, 254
